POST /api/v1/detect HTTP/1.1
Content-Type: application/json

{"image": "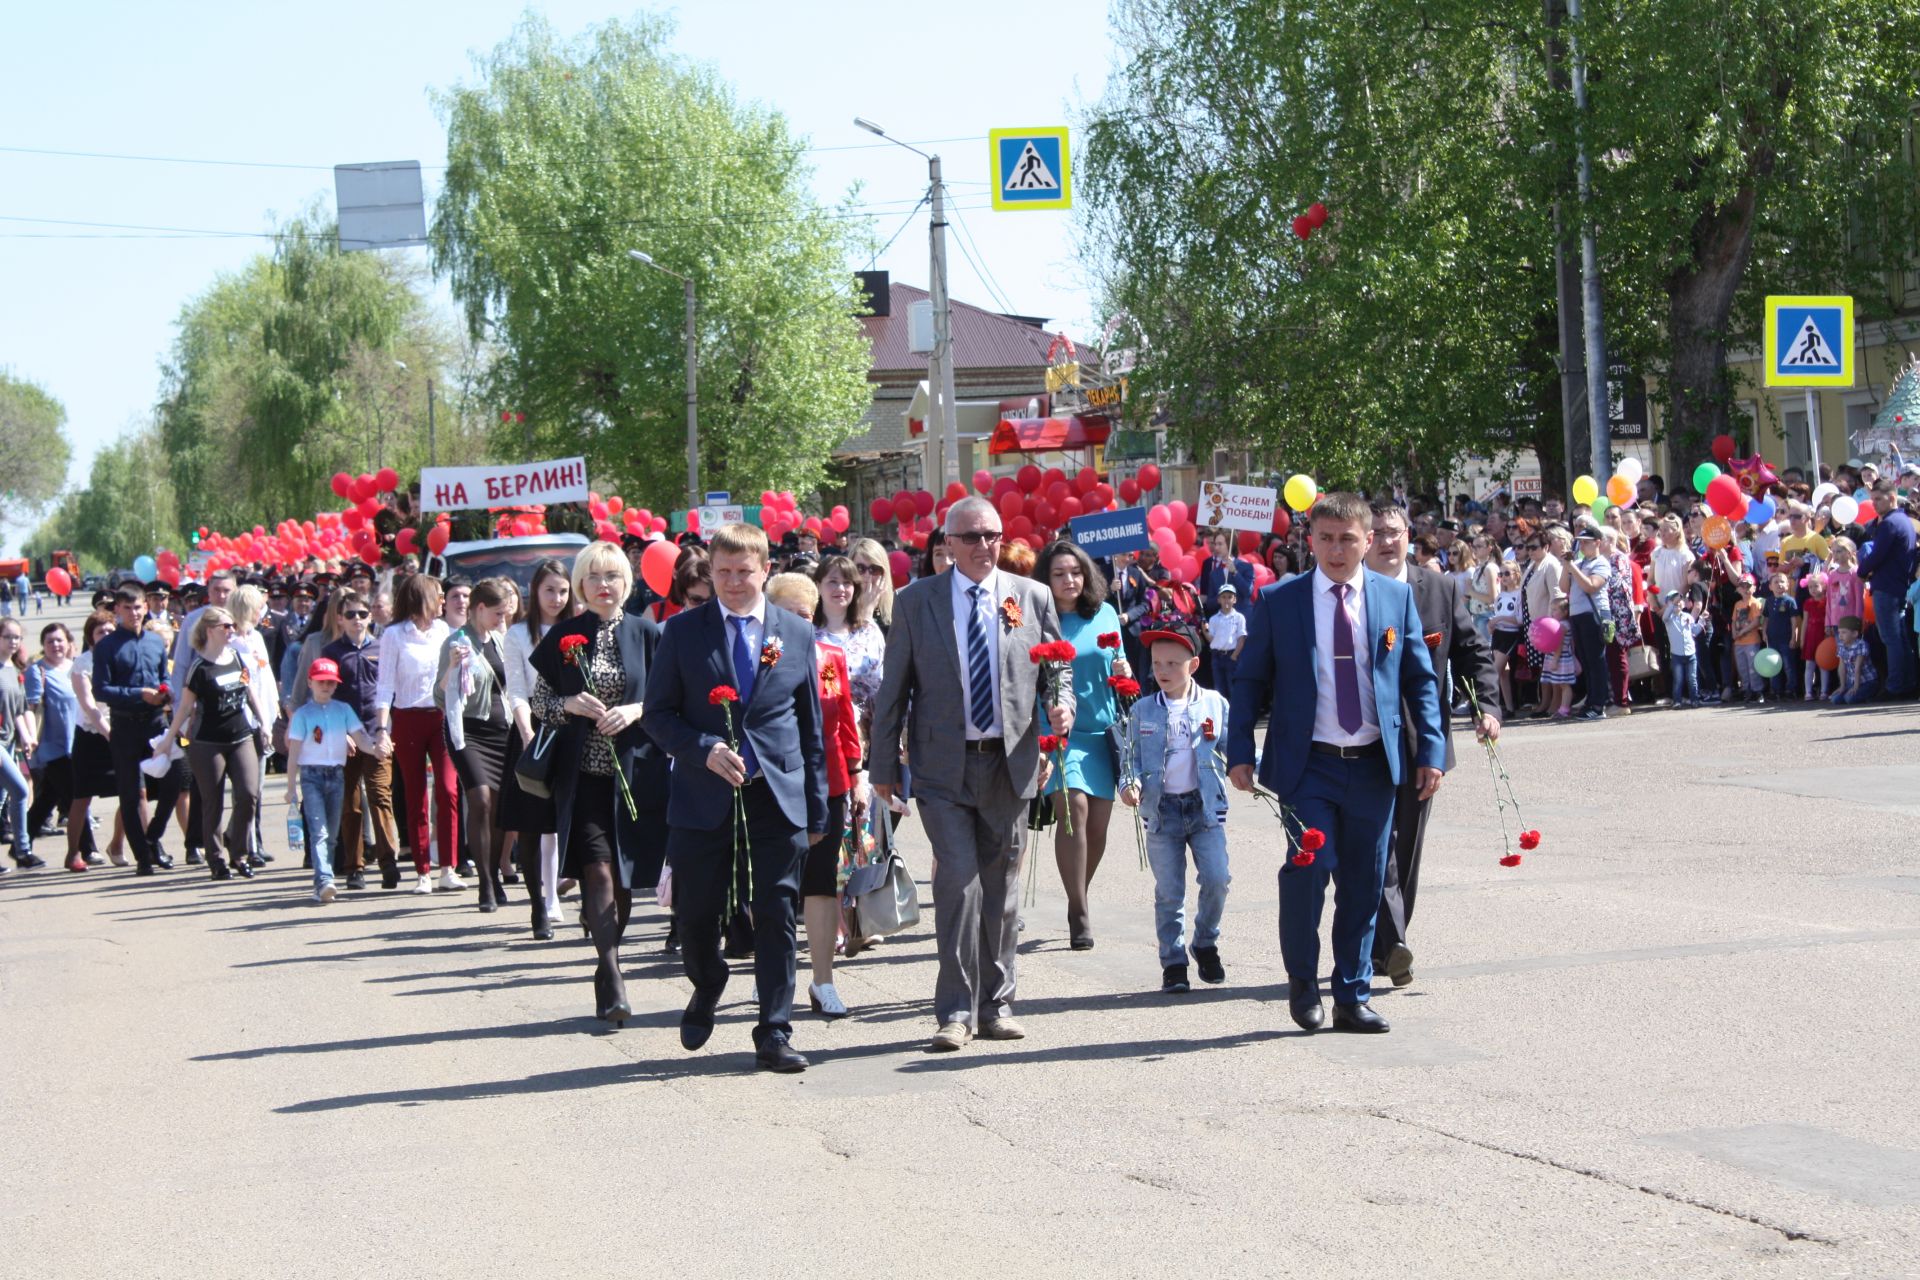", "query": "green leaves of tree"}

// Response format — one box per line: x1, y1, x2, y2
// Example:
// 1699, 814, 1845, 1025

0, 370, 73, 533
